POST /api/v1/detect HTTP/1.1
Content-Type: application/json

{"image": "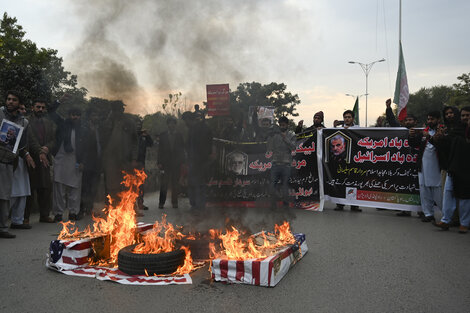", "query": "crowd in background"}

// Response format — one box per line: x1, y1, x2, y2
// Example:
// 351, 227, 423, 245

1, 89, 470, 239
